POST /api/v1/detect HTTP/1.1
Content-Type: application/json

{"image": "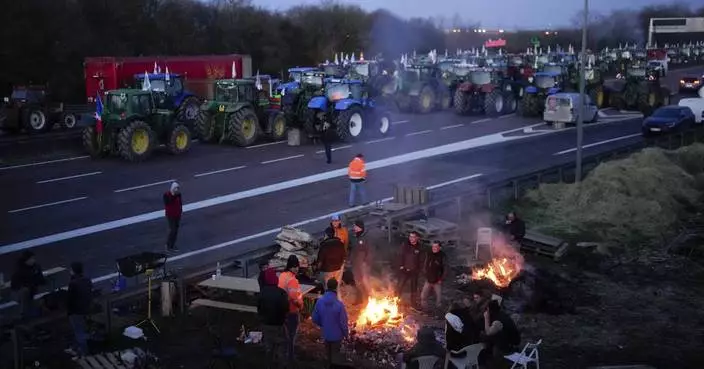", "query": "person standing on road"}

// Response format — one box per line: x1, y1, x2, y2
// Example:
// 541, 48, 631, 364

258, 268, 289, 369
65, 262, 93, 358
350, 220, 372, 305
420, 241, 447, 311
312, 278, 350, 368
278, 255, 303, 363
317, 228, 346, 291
397, 232, 424, 307
10, 250, 45, 319
347, 153, 367, 207
321, 121, 335, 164
163, 181, 182, 252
